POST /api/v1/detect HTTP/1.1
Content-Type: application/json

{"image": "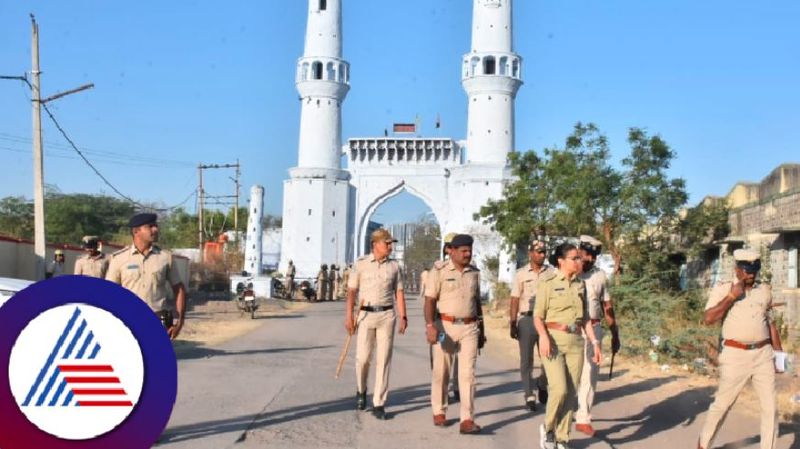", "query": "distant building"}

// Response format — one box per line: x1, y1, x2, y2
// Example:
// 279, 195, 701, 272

688, 163, 800, 334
